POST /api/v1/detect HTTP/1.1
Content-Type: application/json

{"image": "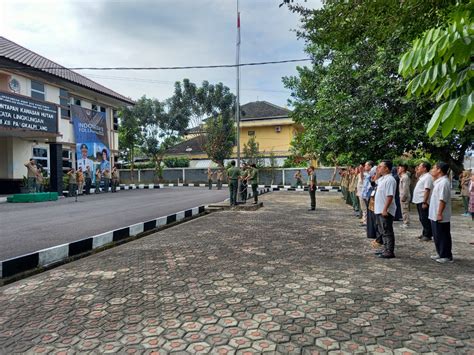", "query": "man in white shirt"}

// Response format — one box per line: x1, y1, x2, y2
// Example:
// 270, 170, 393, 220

374, 160, 397, 259
429, 162, 453, 263
412, 162, 433, 241
77, 143, 94, 173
